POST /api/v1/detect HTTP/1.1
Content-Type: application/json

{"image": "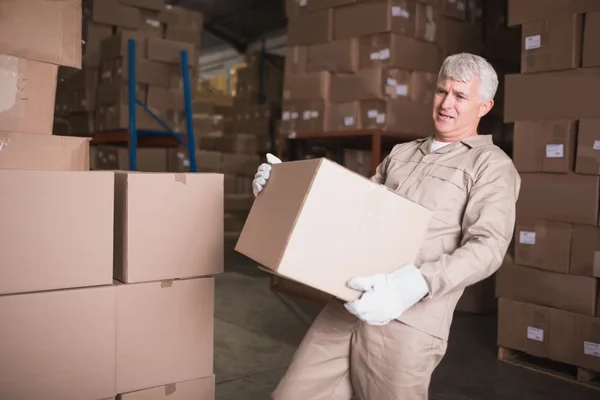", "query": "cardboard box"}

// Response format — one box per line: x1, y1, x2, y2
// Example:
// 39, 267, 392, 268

306, 0, 358, 11
147, 38, 197, 65
330, 68, 408, 103
456, 275, 497, 314
117, 376, 215, 400
116, 278, 214, 393
437, 18, 483, 58
328, 102, 361, 131
516, 173, 600, 225
512, 120, 576, 173
283, 72, 330, 101
442, 0, 467, 20
281, 100, 329, 135
359, 98, 435, 136
334, 0, 418, 41
91, 0, 142, 29
114, 172, 224, 283
514, 219, 572, 274
575, 118, 600, 175
103, 58, 171, 87
101, 32, 148, 61
0, 0, 82, 68
118, 0, 166, 11
84, 21, 114, 68
583, 11, 600, 67
521, 14, 583, 73
504, 68, 600, 122
359, 33, 441, 73
496, 263, 598, 316
0, 55, 58, 135
306, 39, 359, 73
284, 46, 308, 78
0, 132, 90, 171
235, 158, 433, 301
570, 224, 600, 277
287, 8, 333, 45
507, 0, 600, 26
0, 170, 114, 295
0, 285, 117, 400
